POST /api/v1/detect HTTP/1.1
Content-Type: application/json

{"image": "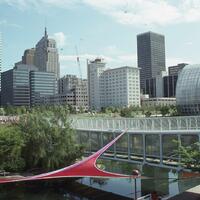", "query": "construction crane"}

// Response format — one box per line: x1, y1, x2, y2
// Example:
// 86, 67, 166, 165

75, 44, 85, 112
75, 45, 83, 80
